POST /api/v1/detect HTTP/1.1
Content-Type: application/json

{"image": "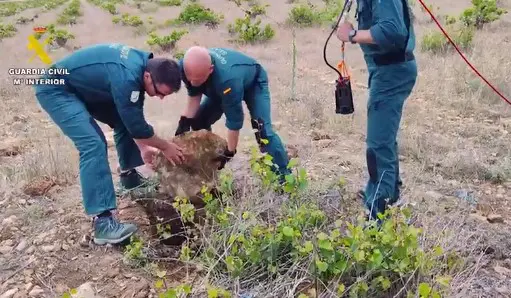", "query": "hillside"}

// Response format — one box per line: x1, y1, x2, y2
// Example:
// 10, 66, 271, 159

1, 0, 511, 297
